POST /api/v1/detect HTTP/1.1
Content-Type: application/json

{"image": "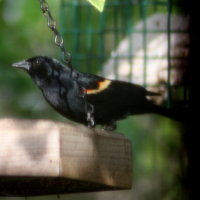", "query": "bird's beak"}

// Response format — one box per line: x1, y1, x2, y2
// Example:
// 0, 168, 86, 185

12, 60, 30, 71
